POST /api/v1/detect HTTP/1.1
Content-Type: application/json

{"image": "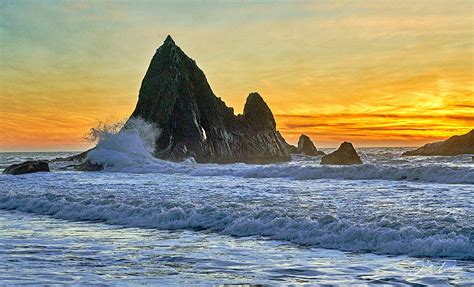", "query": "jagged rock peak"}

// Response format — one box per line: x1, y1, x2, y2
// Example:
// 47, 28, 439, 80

297, 134, 324, 156
321, 142, 362, 165
153, 35, 185, 66
164, 35, 175, 46
243, 92, 276, 129
128, 36, 291, 163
